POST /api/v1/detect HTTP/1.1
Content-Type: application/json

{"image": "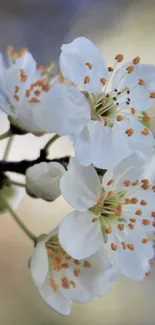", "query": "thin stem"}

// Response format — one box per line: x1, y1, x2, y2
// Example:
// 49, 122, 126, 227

3, 135, 14, 160
10, 180, 26, 188
0, 129, 12, 141
2, 196, 37, 243
44, 134, 60, 153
